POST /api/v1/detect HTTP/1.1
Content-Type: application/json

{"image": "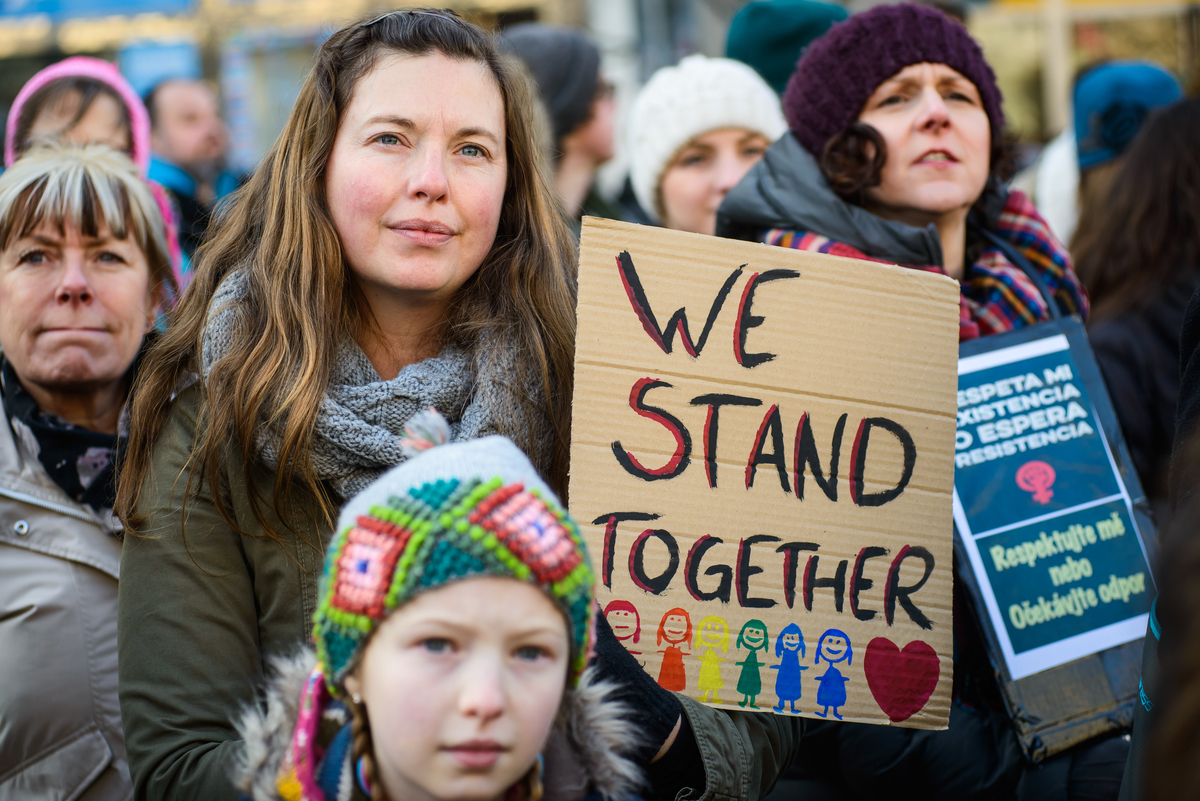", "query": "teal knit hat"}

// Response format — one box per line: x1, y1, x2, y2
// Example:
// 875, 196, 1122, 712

313, 411, 596, 694
726, 0, 847, 95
